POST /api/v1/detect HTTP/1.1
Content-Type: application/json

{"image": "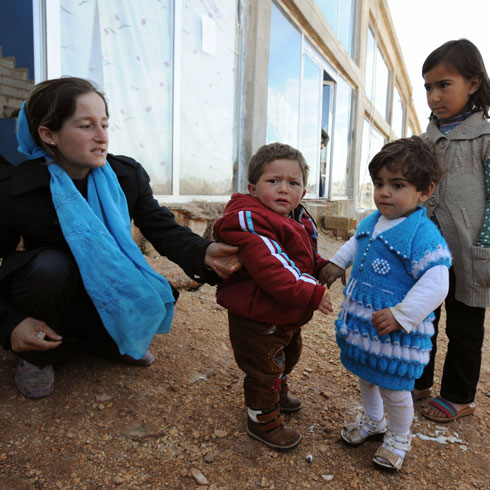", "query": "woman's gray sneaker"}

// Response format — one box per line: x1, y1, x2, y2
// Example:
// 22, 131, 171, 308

15, 360, 54, 399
